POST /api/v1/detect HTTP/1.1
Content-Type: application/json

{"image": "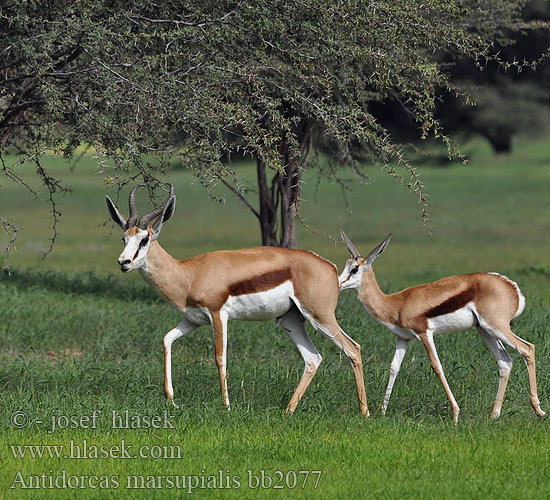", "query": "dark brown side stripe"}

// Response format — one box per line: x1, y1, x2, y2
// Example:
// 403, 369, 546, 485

229, 268, 292, 296
426, 288, 475, 318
